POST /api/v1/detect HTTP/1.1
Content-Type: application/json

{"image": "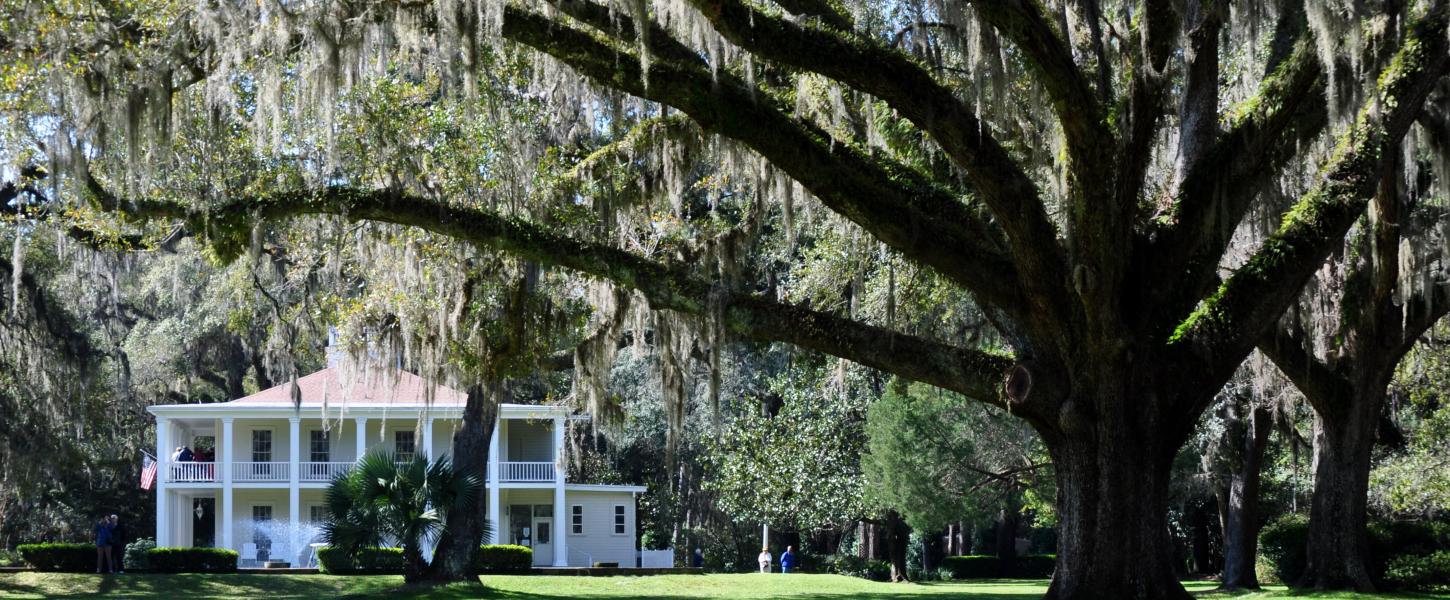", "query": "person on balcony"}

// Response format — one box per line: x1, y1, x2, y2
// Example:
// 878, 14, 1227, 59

178, 446, 194, 462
